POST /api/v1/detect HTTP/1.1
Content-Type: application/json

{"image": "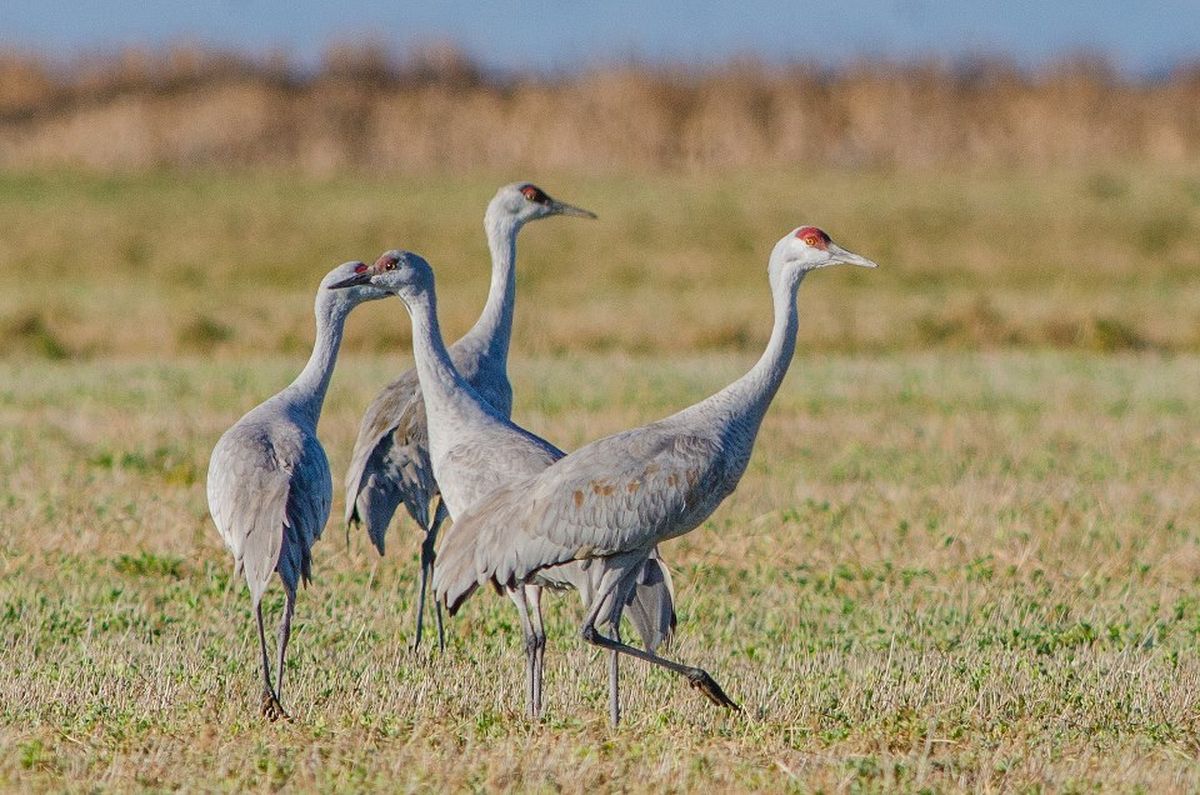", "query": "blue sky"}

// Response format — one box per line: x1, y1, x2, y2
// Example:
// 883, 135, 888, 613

2, 1, 1197, 73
